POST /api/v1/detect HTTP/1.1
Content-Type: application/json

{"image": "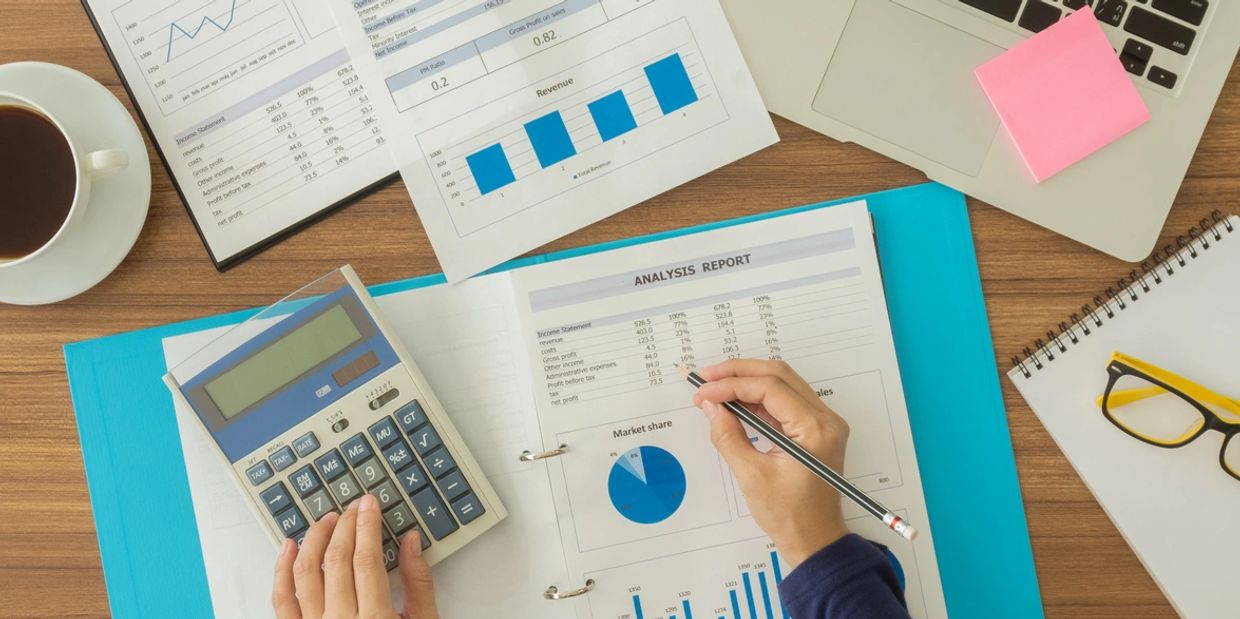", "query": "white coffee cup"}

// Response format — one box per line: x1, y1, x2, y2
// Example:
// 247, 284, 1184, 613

0, 91, 128, 269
